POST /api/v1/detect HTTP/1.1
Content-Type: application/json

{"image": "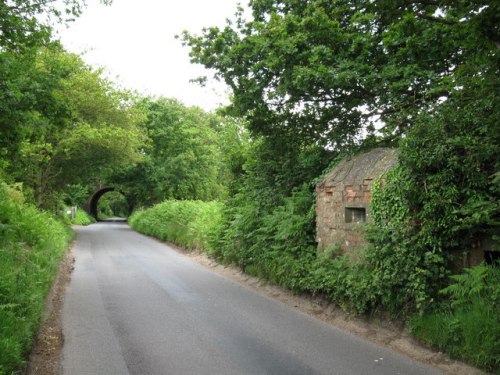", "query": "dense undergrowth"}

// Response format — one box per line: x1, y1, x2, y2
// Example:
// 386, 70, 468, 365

130, 196, 499, 372
71, 209, 95, 225
62, 206, 95, 226
409, 264, 500, 371
129, 200, 224, 251
0, 182, 73, 374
